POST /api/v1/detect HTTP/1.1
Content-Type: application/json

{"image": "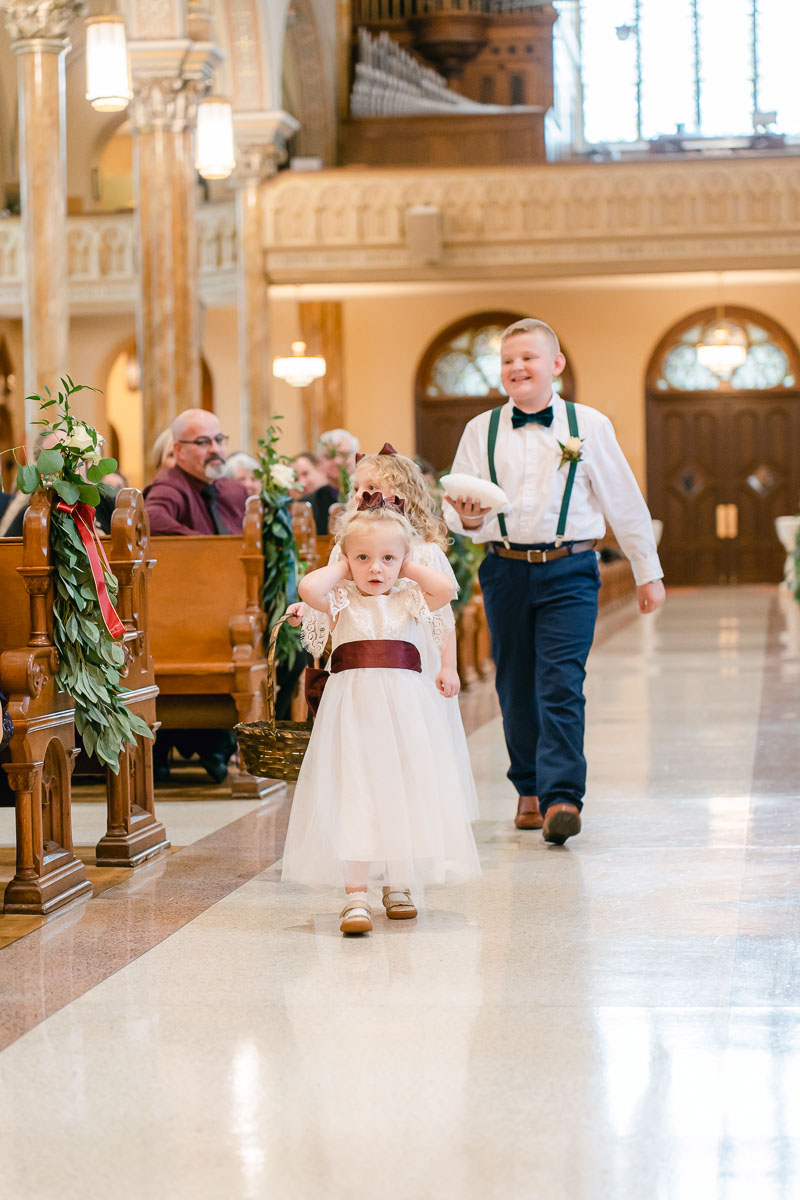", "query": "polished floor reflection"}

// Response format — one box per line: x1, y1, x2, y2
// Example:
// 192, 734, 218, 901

0, 587, 798, 1200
